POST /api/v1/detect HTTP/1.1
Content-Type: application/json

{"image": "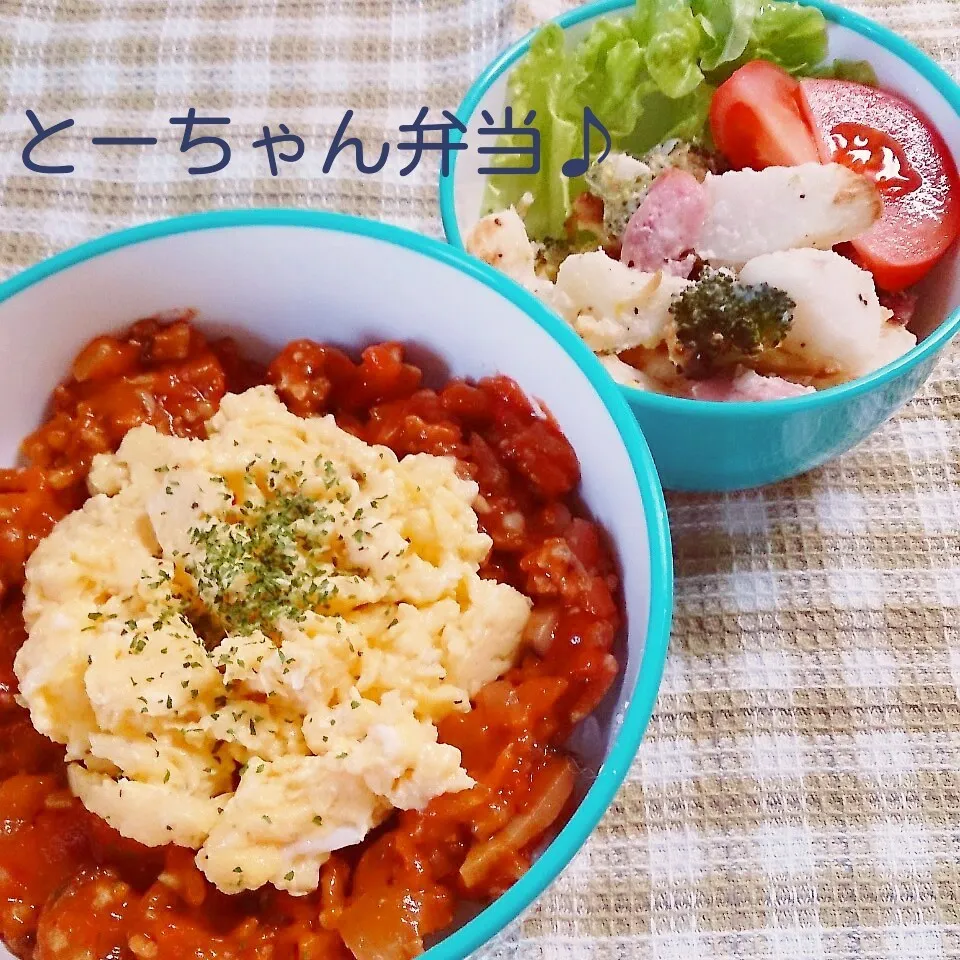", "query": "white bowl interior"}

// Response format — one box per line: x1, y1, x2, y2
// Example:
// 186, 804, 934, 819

452, 15, 960, 341
0, 222, 656, 955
